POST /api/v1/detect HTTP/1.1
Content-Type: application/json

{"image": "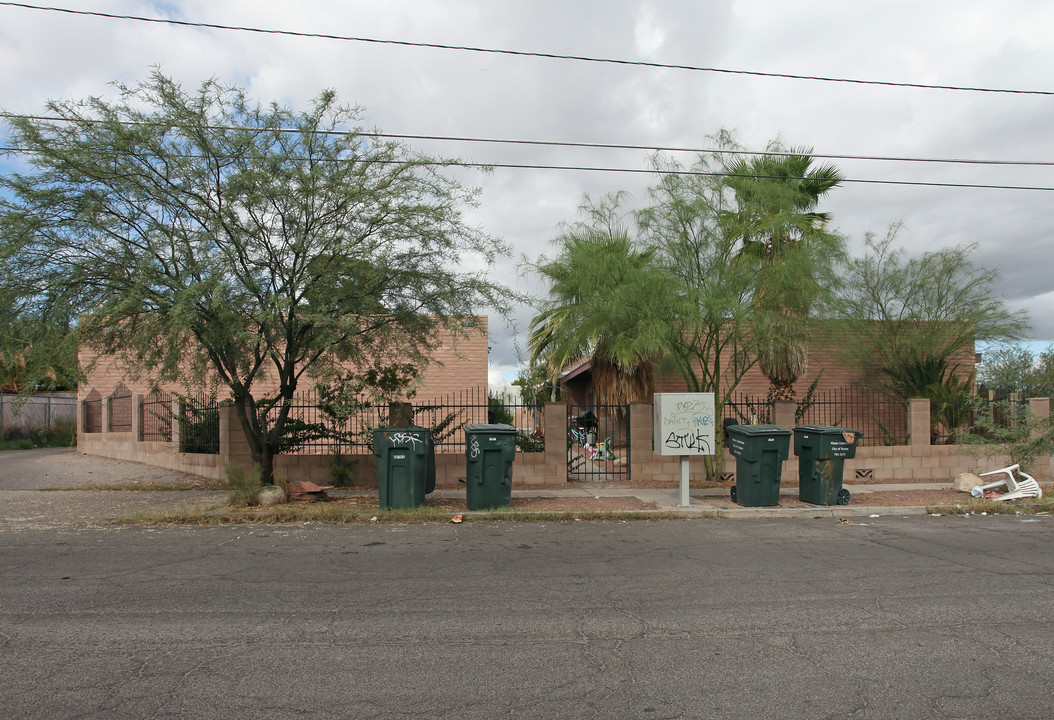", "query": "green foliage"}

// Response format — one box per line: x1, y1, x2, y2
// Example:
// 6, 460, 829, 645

513, 361, 557, 406
978, 342, 1054, 397
926, 370, 977, 441
720, 142, 847, 401
225, 462, 262, 507
516, 430, 545, 453
0, 418, 77, 450
179, 398, 219, 454
527, 195, 679, 405
834, 225, 1029, 402
488, 392, 515, 426
957, 399, 1054, 474
327, 454, 360, 486
1, 72, 510, 483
